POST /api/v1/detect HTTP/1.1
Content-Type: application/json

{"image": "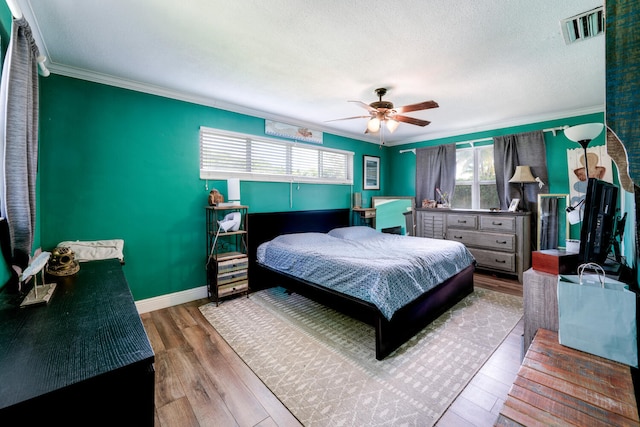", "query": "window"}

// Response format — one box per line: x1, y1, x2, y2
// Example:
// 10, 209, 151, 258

200, 127, 353, 184
454, 144, 498, 209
